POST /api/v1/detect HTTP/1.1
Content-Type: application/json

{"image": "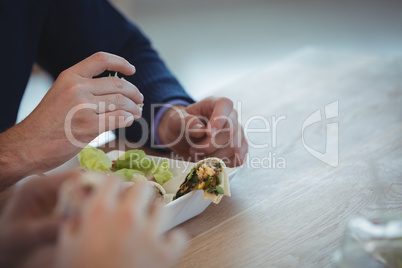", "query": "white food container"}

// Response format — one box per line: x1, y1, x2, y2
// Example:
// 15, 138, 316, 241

44, 150, 237, 231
